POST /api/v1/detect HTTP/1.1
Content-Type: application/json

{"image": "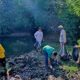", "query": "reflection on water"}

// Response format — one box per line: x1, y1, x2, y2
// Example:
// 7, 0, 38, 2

1, 36, 34, 57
